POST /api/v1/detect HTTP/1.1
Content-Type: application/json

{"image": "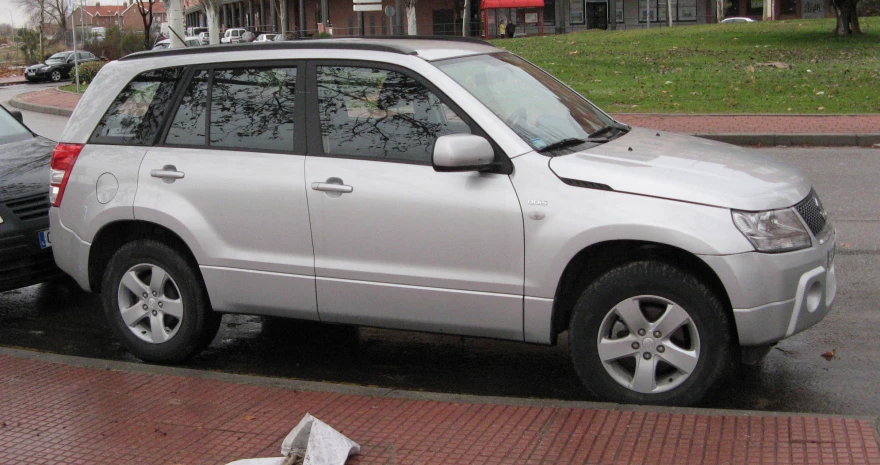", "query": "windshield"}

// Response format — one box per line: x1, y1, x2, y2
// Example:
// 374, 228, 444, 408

0, 108, 33, 146
47, 53, 70, 61
435, 52, 616, 151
